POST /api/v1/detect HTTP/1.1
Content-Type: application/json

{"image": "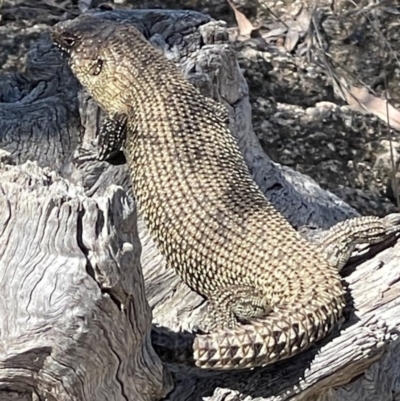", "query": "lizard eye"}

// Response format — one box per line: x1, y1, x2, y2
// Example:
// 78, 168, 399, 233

89, 58, 103, 76
58, 35, 76, 51
63, 37, 75, 48
52, 30, 81, 54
